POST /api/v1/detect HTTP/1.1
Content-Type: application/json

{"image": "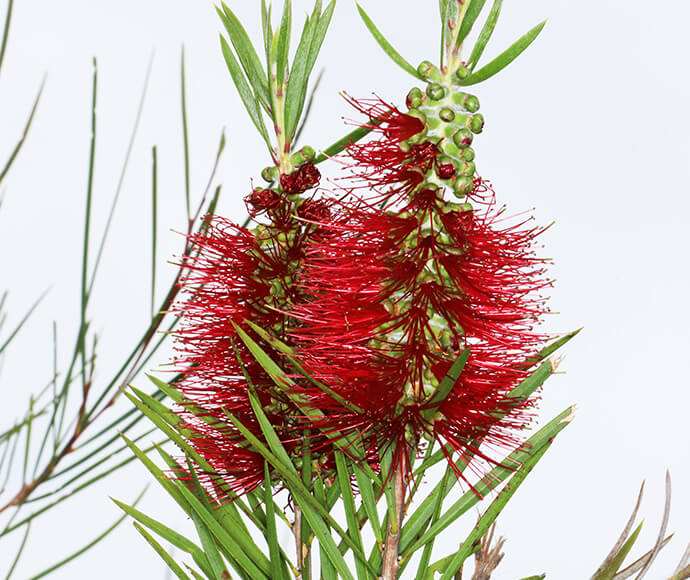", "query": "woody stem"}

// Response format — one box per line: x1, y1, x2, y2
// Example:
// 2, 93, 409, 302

382, 464, 405, 580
